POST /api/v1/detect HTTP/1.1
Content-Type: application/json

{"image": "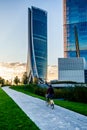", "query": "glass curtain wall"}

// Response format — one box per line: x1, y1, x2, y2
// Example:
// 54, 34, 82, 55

27, 7, 47, 81
64, 0, 87, 61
